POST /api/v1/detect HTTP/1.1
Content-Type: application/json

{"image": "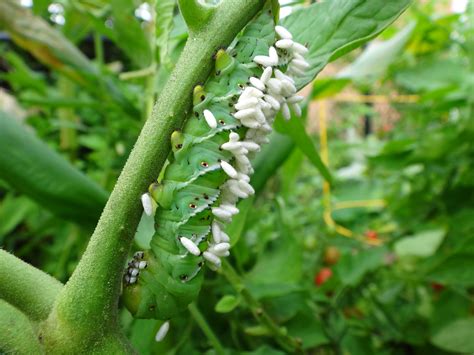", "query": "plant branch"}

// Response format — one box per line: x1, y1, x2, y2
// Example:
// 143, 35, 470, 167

178, 0, 215, 31
188, 302, 225, 354
221, 261, 301, 353
0, 300, 43, 353
0, 250, 63, 321
41, 0, 266, 352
